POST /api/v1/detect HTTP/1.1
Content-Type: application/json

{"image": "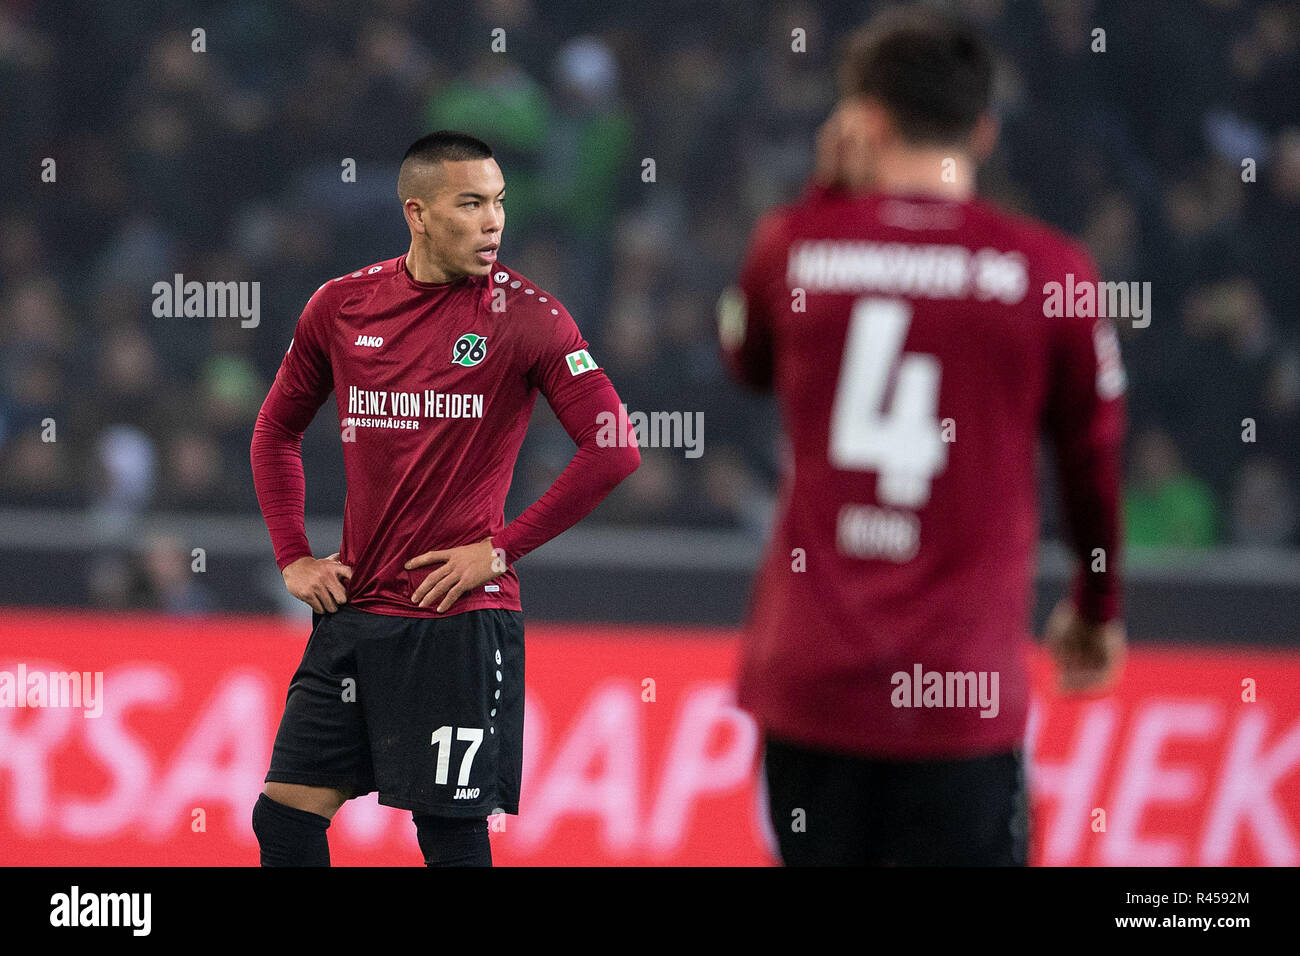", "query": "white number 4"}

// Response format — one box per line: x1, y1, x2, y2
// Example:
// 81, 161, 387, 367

430, 725, 484, 786
828, 297, 946, 508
